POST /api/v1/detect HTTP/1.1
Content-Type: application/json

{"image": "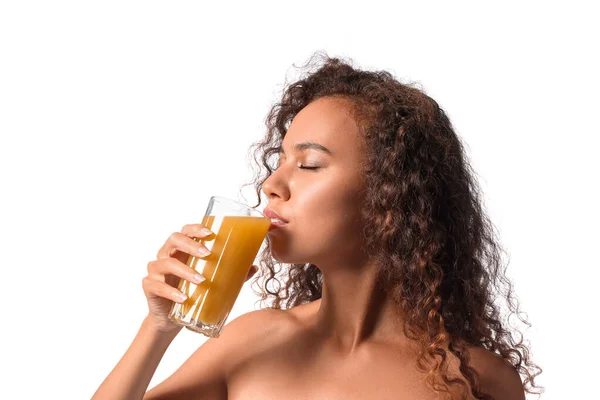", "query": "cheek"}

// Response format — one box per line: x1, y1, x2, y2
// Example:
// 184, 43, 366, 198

267, 173, 365, 263
292, 188, 362, 252
296, 180, 355, 229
